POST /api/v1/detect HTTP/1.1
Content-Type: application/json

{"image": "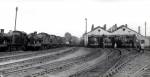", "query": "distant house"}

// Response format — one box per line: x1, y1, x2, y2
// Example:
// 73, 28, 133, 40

83, 24, 150, 47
